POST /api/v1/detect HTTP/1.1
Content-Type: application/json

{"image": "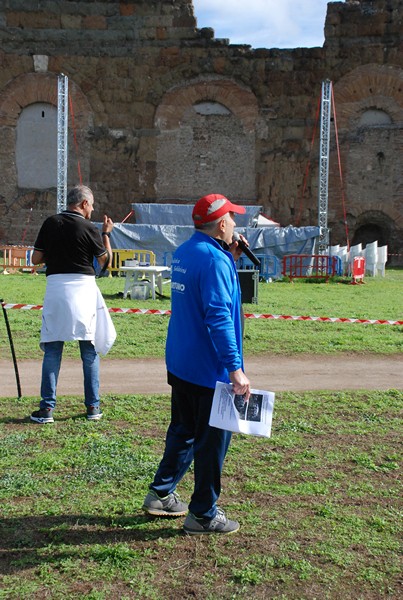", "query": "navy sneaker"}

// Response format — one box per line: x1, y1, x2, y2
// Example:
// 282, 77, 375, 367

86, 406, 103, 421
30, 408, 54, 424
142, 490, 188, 517
183, 508, 240, 535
